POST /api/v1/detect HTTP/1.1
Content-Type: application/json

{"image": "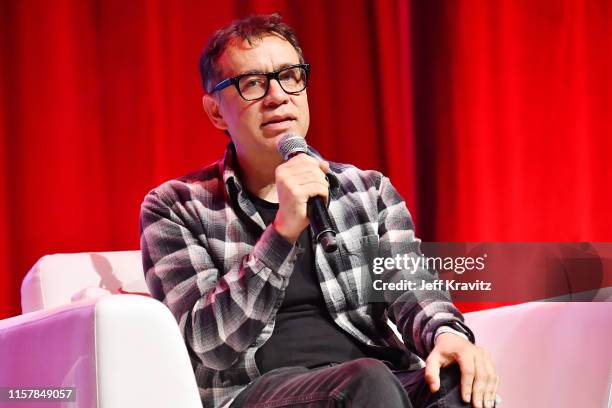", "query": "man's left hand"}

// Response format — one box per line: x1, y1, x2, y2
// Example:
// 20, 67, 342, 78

424, 333, 499, 408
